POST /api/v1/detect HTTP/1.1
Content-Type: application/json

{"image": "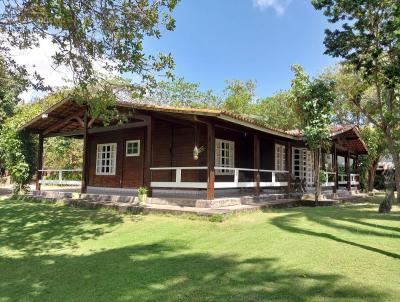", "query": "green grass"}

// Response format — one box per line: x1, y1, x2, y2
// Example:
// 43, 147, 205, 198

0, 196, 399, 302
